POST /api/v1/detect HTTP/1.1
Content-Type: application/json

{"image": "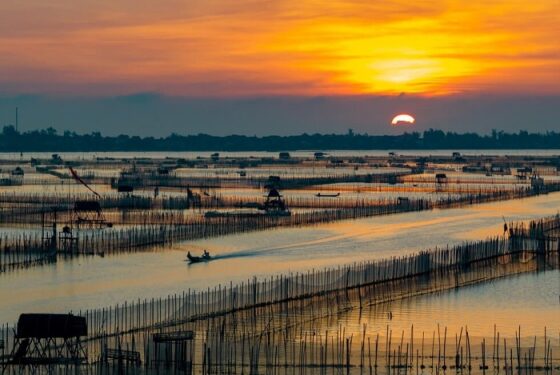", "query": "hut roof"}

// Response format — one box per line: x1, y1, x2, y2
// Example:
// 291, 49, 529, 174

74, 200, 101, 212
16, 314, 87, 339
